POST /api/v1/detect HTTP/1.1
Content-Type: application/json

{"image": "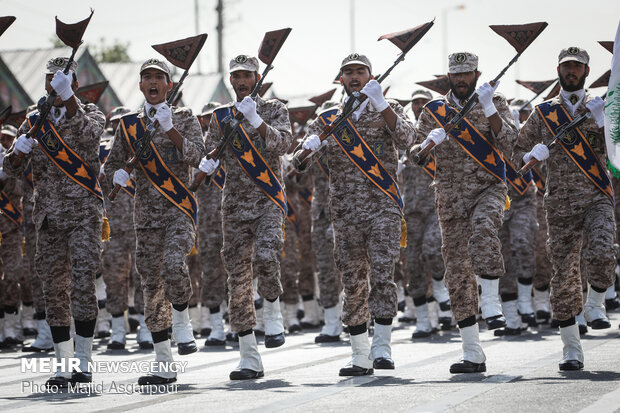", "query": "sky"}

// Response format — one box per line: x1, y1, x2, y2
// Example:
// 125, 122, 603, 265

2, 0, 619, 104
